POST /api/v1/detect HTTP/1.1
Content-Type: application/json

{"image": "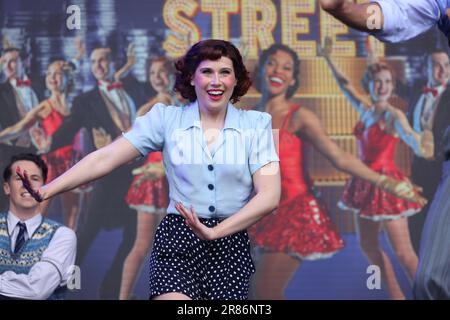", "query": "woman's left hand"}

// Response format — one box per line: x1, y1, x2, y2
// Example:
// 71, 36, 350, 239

377, 175, 427, 206
175, 202, 217, 241
132, 162, 165, 186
